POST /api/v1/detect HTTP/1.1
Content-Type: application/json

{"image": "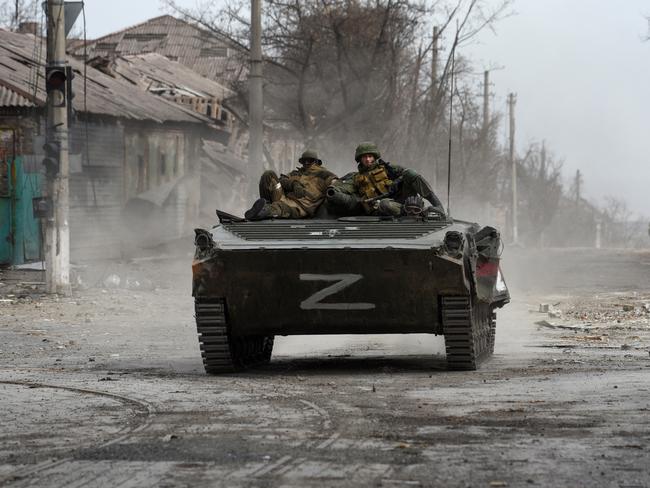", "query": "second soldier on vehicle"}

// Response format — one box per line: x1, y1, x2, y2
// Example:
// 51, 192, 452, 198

326, 142, 445, 217
245, 149, 338, 220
